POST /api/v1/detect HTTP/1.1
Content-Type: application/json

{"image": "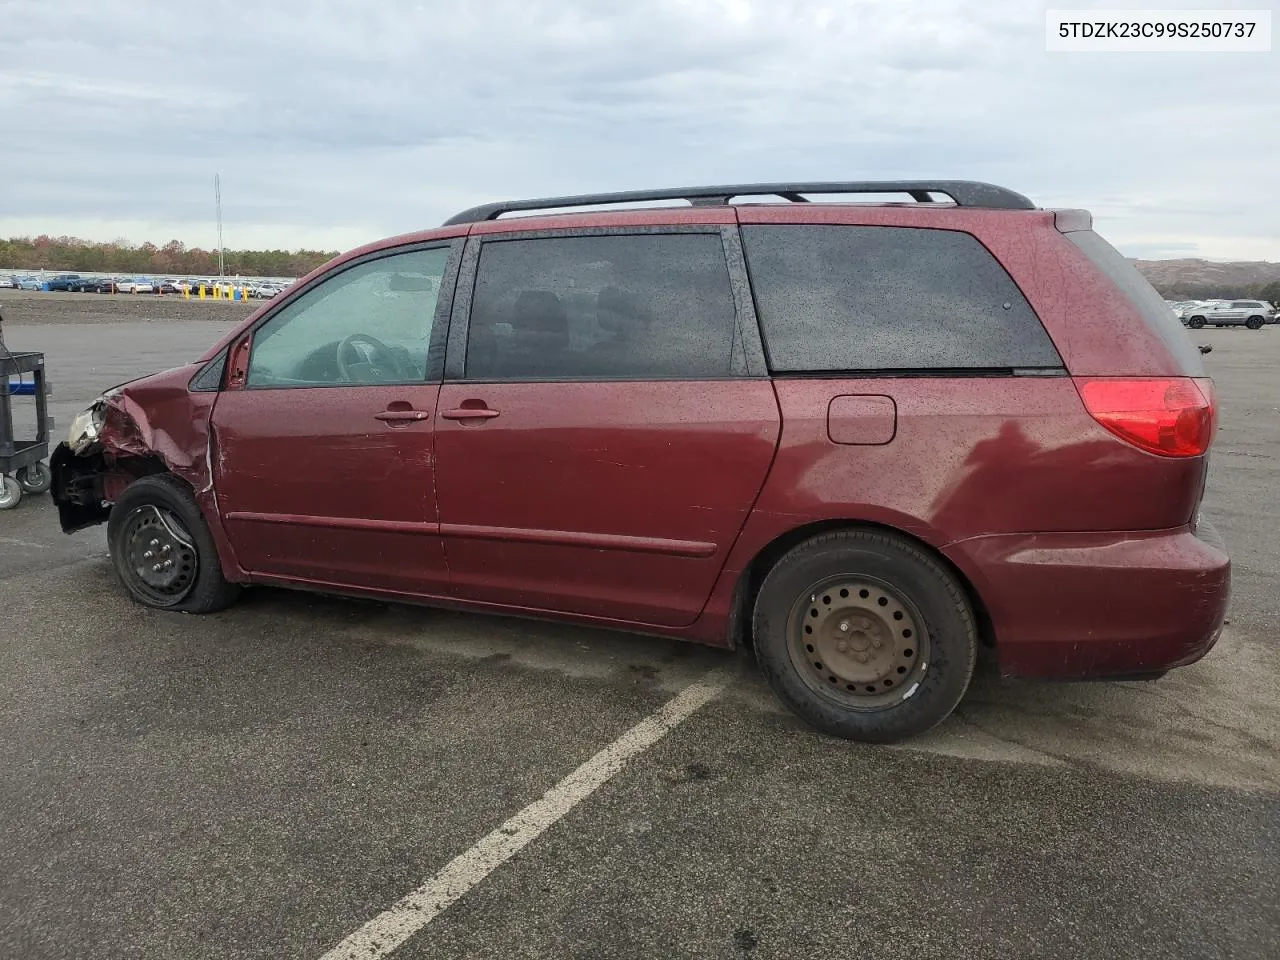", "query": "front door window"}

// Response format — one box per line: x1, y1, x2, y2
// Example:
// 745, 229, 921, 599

248, 248, 450, 387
